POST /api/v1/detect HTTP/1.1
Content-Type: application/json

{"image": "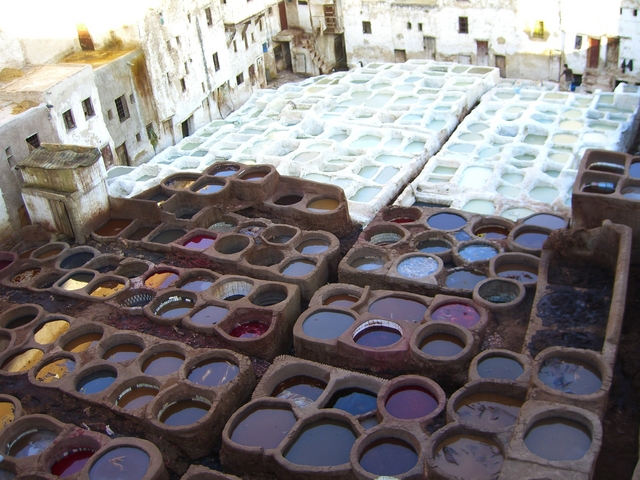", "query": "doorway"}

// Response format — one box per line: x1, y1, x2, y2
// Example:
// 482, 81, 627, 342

423, 37, 436, 60
495, 55, 506, 78
181, 116, 193, 139
476, 41, 488, 66
394, 49, 407, 63
605, 37, 619, 69
115, 143, 130, 166
587, 37, 600, 69
278, 1, 288, 30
